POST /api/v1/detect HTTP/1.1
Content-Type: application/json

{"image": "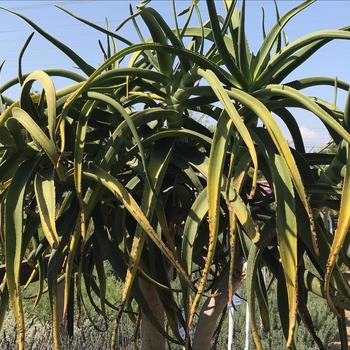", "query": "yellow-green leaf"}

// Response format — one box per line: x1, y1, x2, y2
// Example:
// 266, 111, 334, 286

34, 171, 59, 248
